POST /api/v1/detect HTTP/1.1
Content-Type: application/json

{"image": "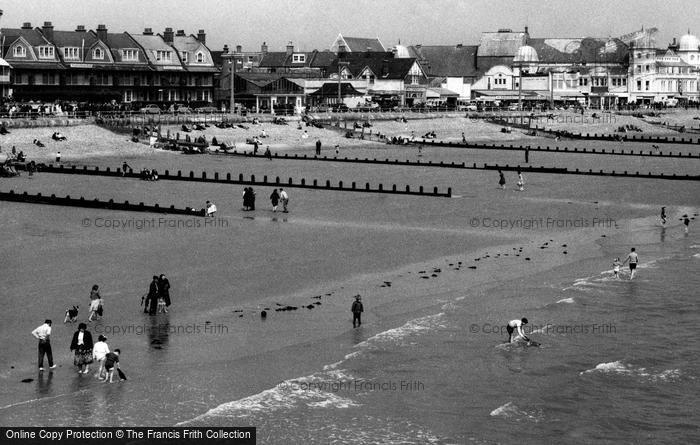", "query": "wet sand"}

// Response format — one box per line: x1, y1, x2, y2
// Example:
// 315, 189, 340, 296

0, 116, 698, 428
